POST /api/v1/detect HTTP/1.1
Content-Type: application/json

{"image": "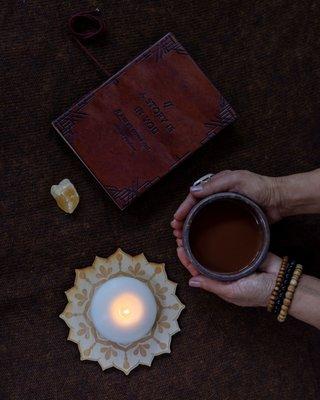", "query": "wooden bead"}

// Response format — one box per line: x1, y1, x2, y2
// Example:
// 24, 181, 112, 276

290, 279, 298, 286
279, 310, 287, 317
287, 285, 295, 293
281, 304, 289, 312
294, 270, 302, 276
278, 316, 286, 322
294, 268, 302, 274
269, 297, 276, 302
294, 271, 302, 276
283, 298, 291, 306
285, 291, 293, 299
267, 303, 275, 312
